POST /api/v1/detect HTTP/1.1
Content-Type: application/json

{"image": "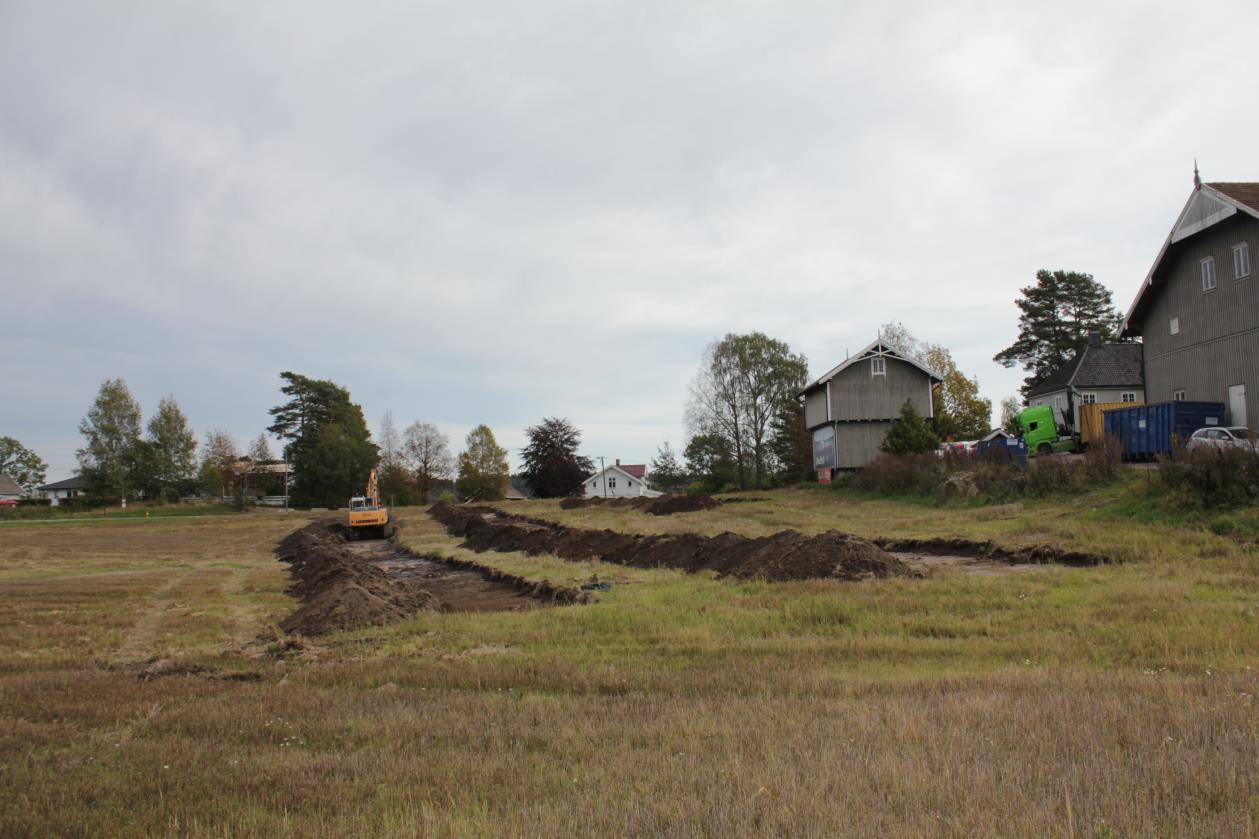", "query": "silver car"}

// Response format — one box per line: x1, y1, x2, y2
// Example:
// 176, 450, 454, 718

1185, 426, 1258, 452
